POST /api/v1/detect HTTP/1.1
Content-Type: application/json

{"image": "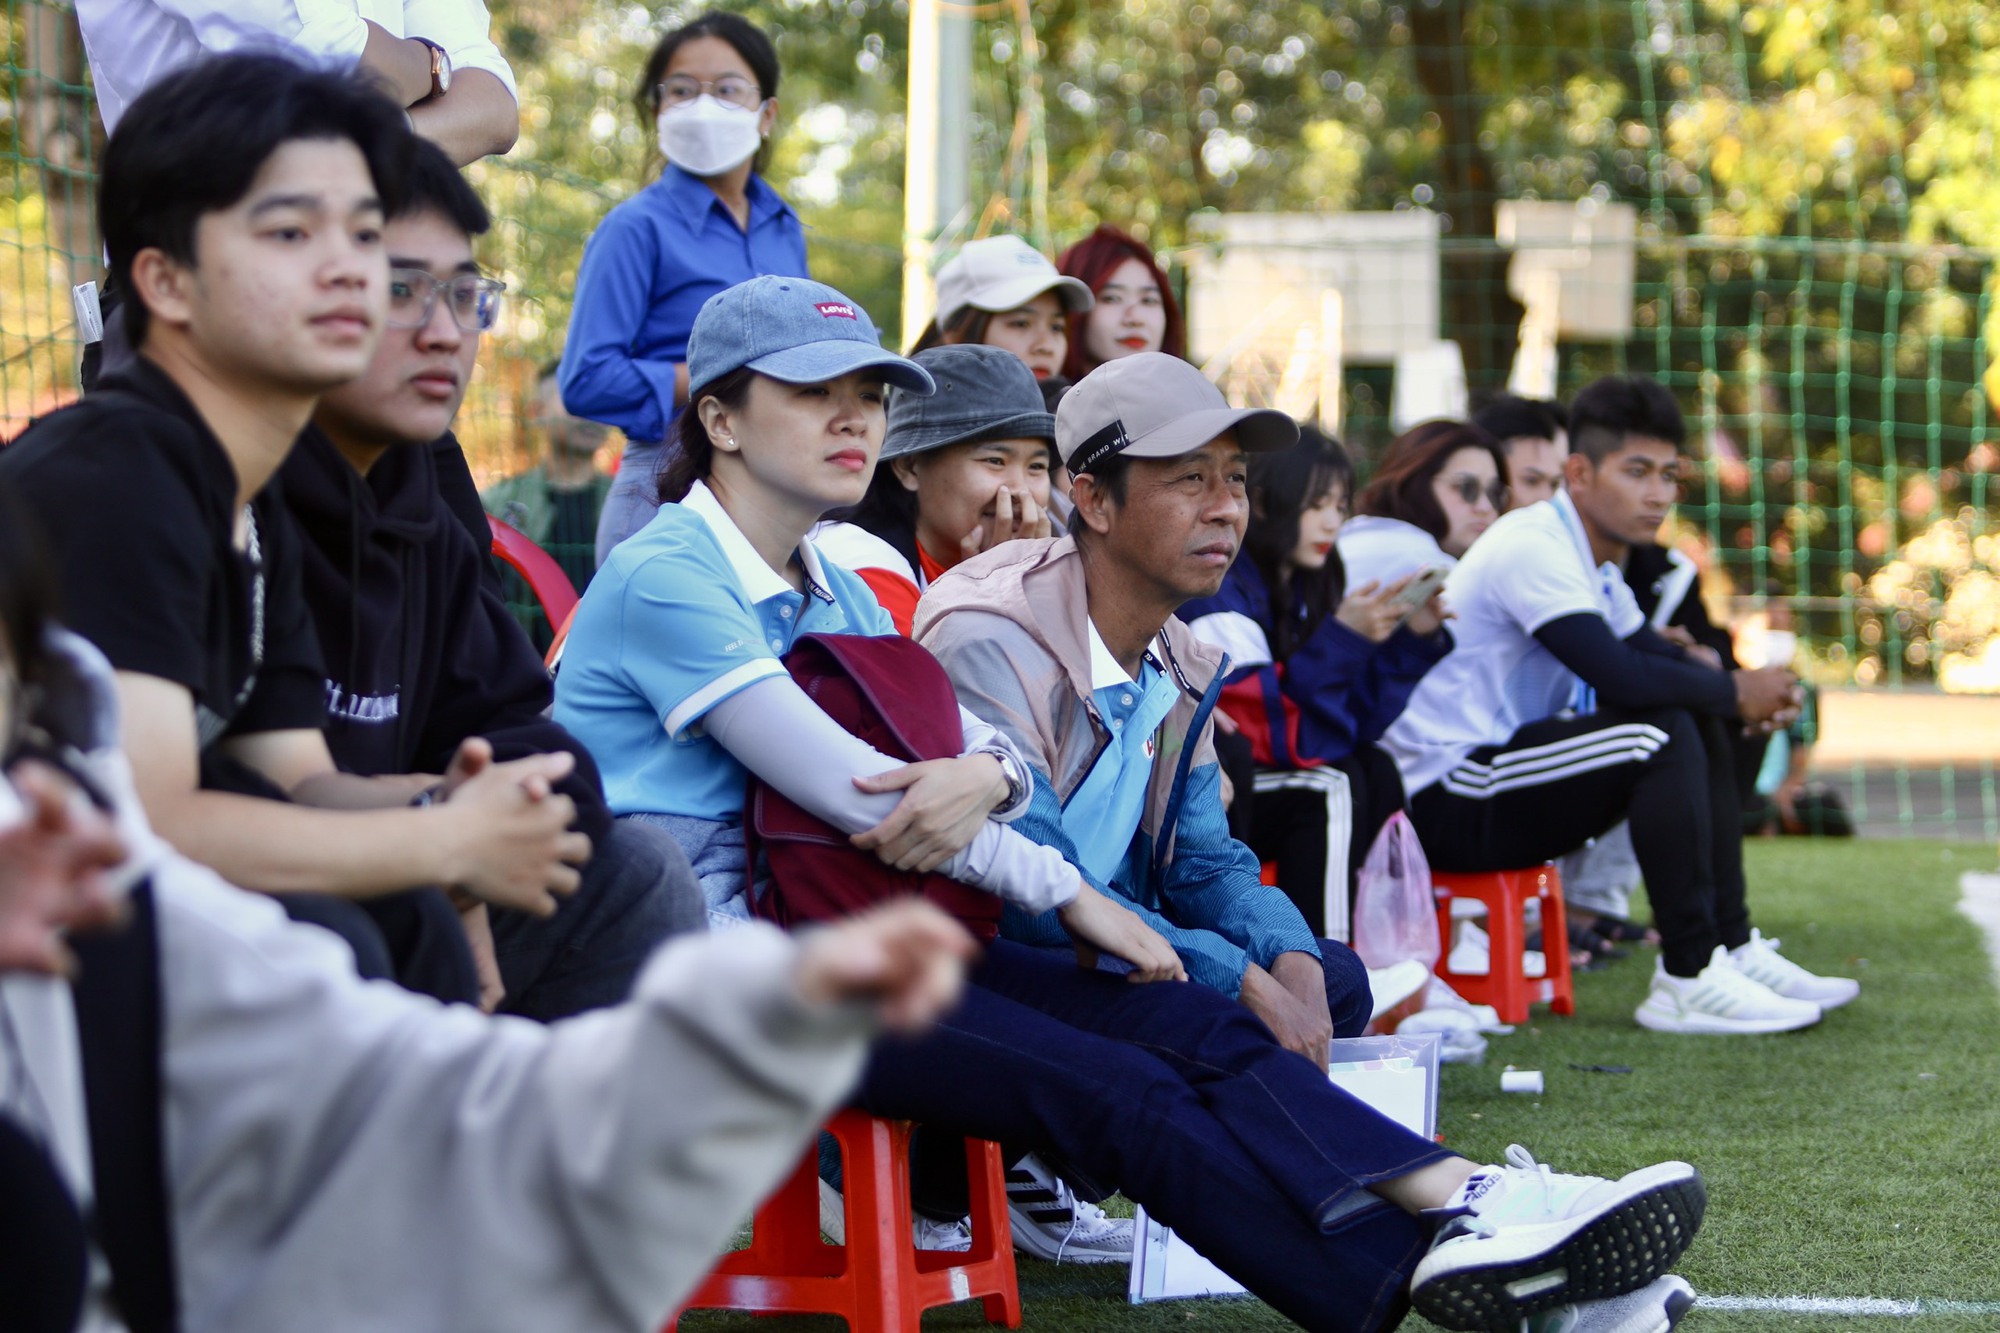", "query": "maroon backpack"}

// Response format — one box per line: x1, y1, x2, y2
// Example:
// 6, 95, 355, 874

746, 633, 1003, 940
